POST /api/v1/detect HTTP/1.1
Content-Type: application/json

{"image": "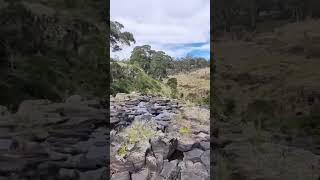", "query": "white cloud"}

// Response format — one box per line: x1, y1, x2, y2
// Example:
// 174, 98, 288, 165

110, 0, 210, 59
